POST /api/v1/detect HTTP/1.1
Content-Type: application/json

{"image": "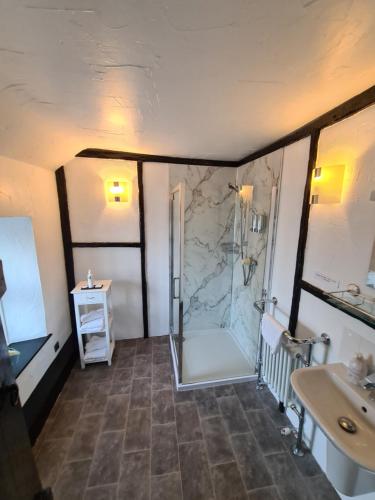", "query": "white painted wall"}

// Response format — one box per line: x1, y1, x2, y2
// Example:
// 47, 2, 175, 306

0, 217, 47, 343
144, 163, 170, 337
65, 158, 170, 339
0, 156, 70, 404
270, 138, 310, 326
